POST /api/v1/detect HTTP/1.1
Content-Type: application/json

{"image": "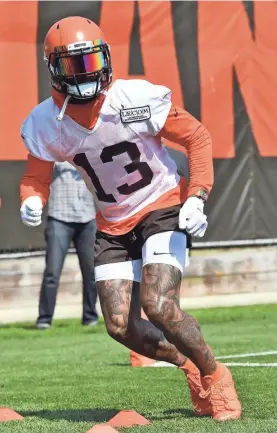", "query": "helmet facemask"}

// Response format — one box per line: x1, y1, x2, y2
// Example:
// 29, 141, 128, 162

46, 39, 112, 99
